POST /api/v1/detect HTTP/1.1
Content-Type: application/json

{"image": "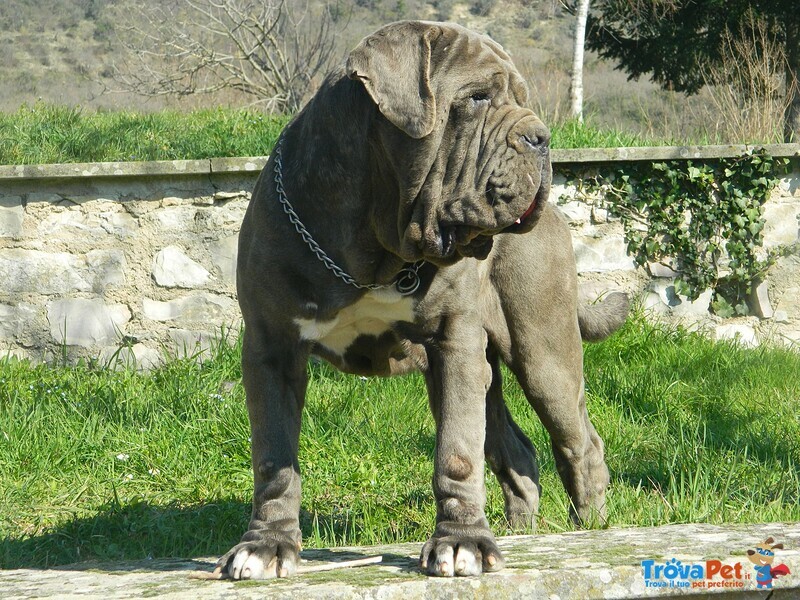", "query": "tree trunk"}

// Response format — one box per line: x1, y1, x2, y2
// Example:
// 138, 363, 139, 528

569, 0, 591, 122
785, 16, 800, 142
